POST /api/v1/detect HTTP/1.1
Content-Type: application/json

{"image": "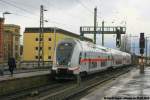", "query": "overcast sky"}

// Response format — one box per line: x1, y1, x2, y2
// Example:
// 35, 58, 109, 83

0, 0, 150, 50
